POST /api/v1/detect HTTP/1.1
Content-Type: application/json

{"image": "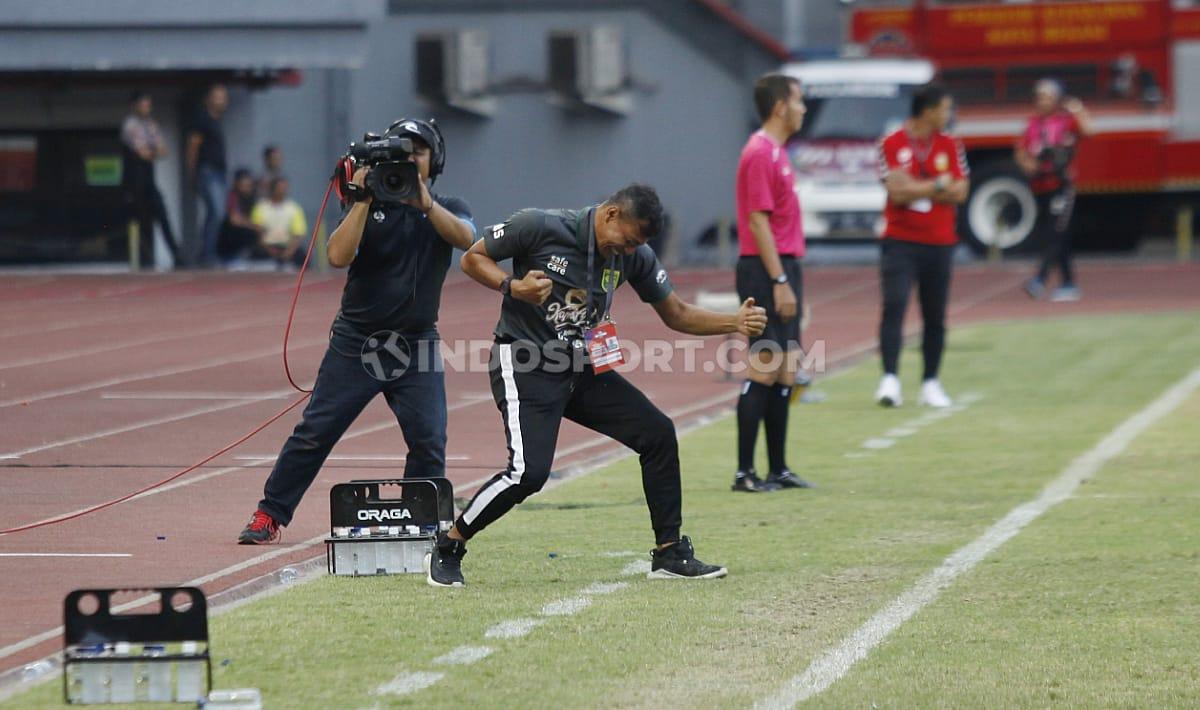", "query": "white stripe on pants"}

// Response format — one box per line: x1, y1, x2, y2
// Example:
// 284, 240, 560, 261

461, 343, 525, 525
